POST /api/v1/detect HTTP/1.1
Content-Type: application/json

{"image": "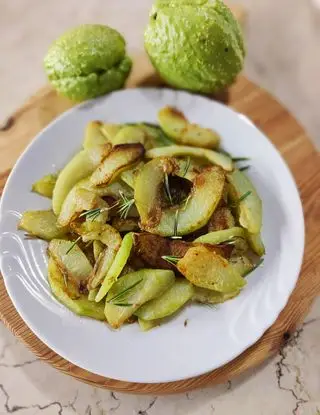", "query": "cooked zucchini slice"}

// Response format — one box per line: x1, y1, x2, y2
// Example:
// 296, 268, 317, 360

93, 240, 104, 261
90, 144, 145, 186
135, 158, 225, 236
158, 106, 220, 149
18, 210, 67, 240
177, 245, 246, 293
104, 269, 175, 328
193, 287, 240, 304
48, 239, 93, 285
32, 174, 57, 198
83, 121, 109, 149
146, 145, 233, 171
58, 188, 109, 227
194, 227, 245, 244
48, 258, 105, 320
95, 232, 134, 301
135, 279, 194, 320
52, 145, 111, 214
227, 169, 262, 234
246, 231, 266, 256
